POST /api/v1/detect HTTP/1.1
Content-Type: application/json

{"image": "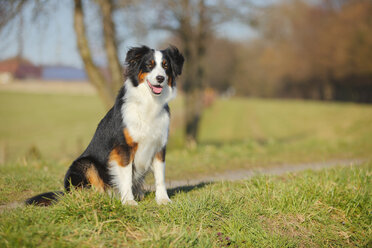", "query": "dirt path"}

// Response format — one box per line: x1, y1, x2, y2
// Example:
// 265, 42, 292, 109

156, 158, 366, 190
